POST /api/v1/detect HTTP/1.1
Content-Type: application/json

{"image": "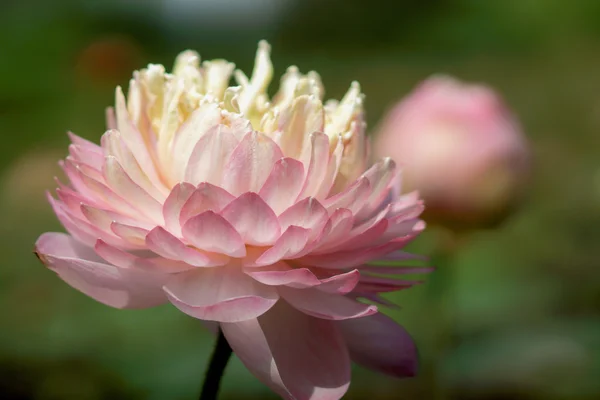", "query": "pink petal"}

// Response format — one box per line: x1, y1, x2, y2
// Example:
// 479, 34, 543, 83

315, 137, 344, 199
374, 218, 426, 246
56, 188, 89, 218
110, 222, 149, 248
68, 132, 102, 153
35, 232, 167, 309
47, 195, 103, 247
49, 195, 128, 249
258, 157, 305, 214
103, 156, 163, 223
298, 132, 330, 198
171, 103, 223, 181
356, 158, 397, 219
325, 218, 389, 253
220, 301, 350, 400
101, 130, 167, 201
114, 87, 164, 189
94, 240, 194, 273
145, 226, 229, 267
105, 106, 117, 130
162, 182, 196, 237
336, 313, 418, 377
254, 226, 310, 266
220, 193, 281, 246
317, 269, 361, 294
311, 208, 354, 252
278, 197, 328, 240
178, 183, 235, 228
323, 176, 371, 215
79, 204, 116, 232
244, 263, 322, 289
299, 240, 412, 269
163, 267, 278, 322
279, 286, 377, 320
68, 144, 104, 171
80, 204, 154, 232
222, 131, 283, 196
182, 211, 246, 257
184, 124, 238, 186
64, 160, 141, 218
67, 158, 105, 182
